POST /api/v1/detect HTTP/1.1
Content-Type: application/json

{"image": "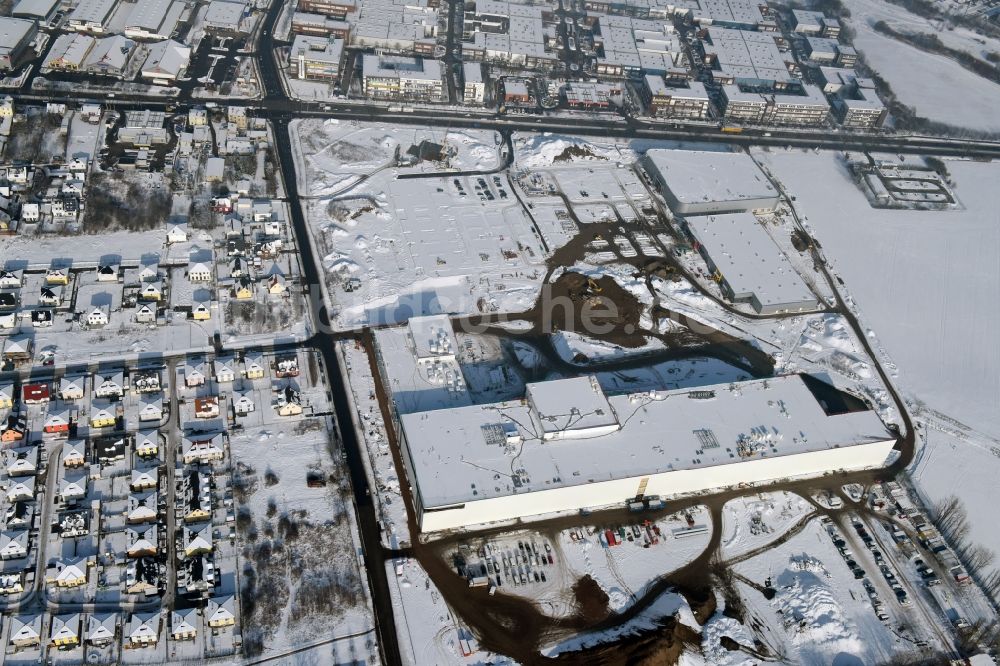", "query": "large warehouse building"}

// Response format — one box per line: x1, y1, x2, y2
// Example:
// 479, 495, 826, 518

395, 370, 895, 533
642, 148, 780, 215
685, 212, 819, 314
